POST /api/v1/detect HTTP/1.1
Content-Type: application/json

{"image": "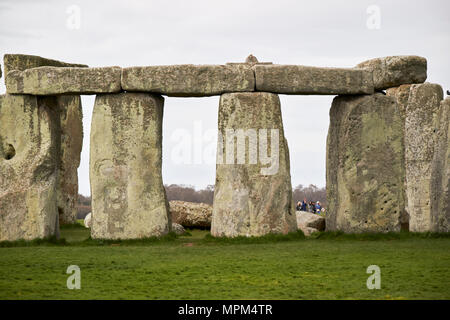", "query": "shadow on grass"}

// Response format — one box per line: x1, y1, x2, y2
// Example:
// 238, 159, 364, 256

308, 230, 450, 240
202, 230, 306, 244
80, 232, 179, 246
0, 236, 68, 248
1, 229, 450, 248
60, 222, 86, 230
